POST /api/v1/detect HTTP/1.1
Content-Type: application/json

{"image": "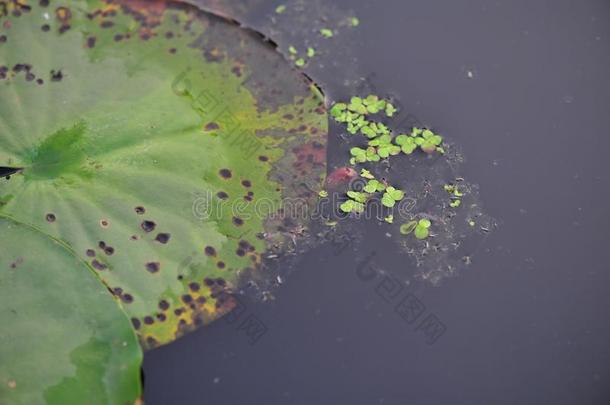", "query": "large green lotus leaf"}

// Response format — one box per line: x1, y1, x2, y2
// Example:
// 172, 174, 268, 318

0, 0, 327, 348
0, 218, 142, 405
